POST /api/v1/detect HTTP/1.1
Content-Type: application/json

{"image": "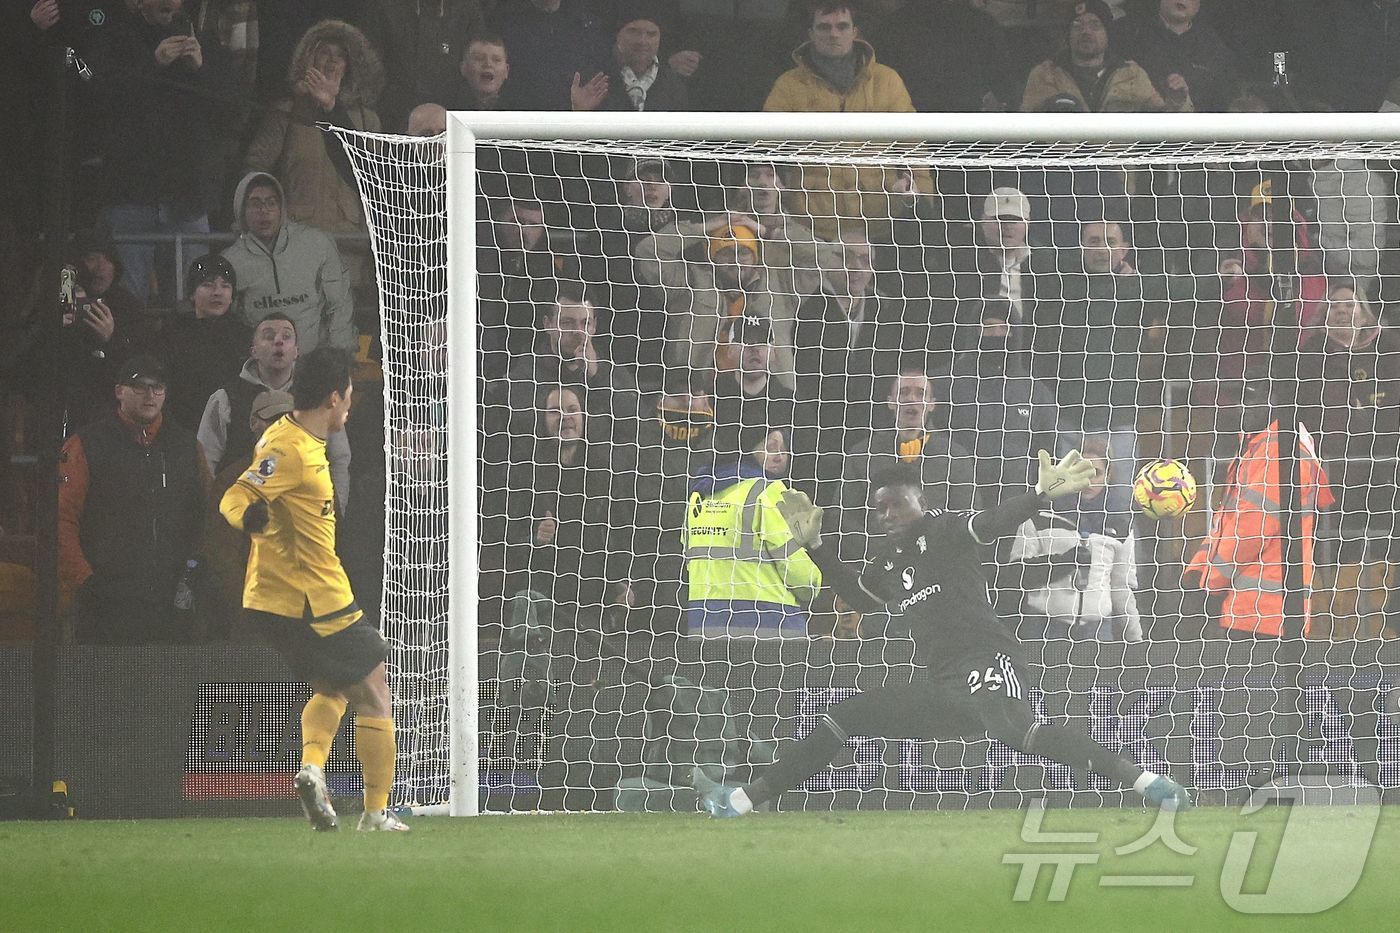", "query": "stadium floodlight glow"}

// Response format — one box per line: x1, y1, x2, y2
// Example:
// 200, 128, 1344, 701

334, 112, 1400, 818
